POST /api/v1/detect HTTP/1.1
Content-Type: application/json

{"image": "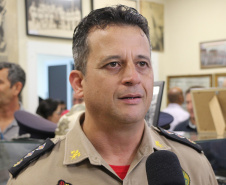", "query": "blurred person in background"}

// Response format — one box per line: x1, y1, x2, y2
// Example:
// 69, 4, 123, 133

36, 98, 61, 123
55, 91, 85, 136
0, 62, 26, 140
162, 87, 189, 131
72, 90, 83, 105
59, 100, 67, 112
174, 86, 204, 132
